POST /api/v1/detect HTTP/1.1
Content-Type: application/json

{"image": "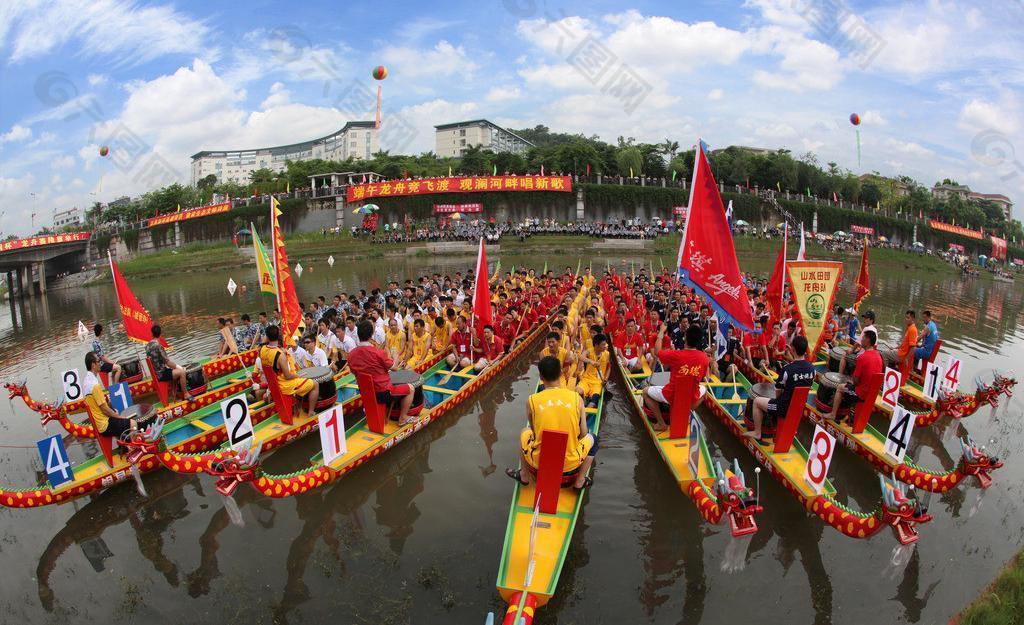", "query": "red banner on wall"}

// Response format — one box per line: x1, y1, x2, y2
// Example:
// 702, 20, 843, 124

434, 203, 482, 214
850, 225, 875, 235
991, 236, 1008, 261
346, 175, 572, 202
672, 206, 688, 216
948, 243, 965, 252
0, 231, 91, 253
929, 220, 984, 240
147, 202, 231, 227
